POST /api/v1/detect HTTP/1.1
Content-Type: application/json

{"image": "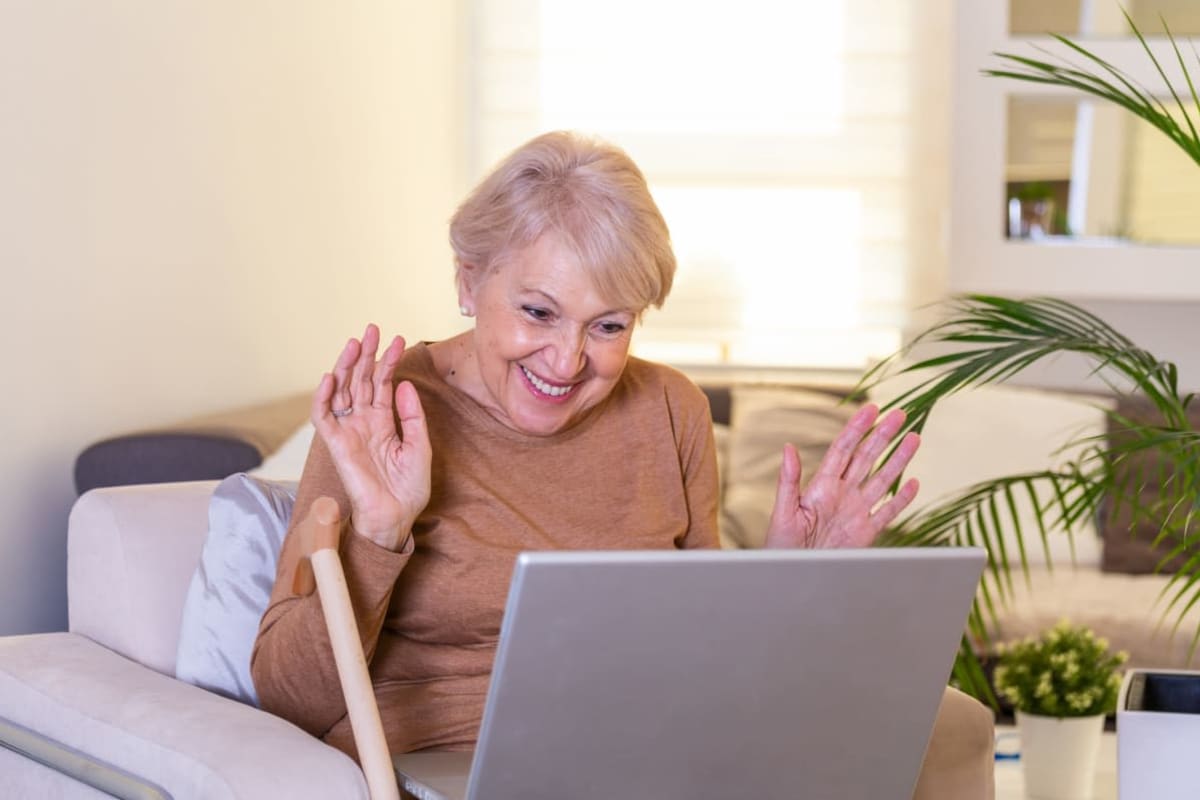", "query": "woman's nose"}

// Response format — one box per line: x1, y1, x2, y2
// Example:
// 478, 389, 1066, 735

551, 328, 587, 378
